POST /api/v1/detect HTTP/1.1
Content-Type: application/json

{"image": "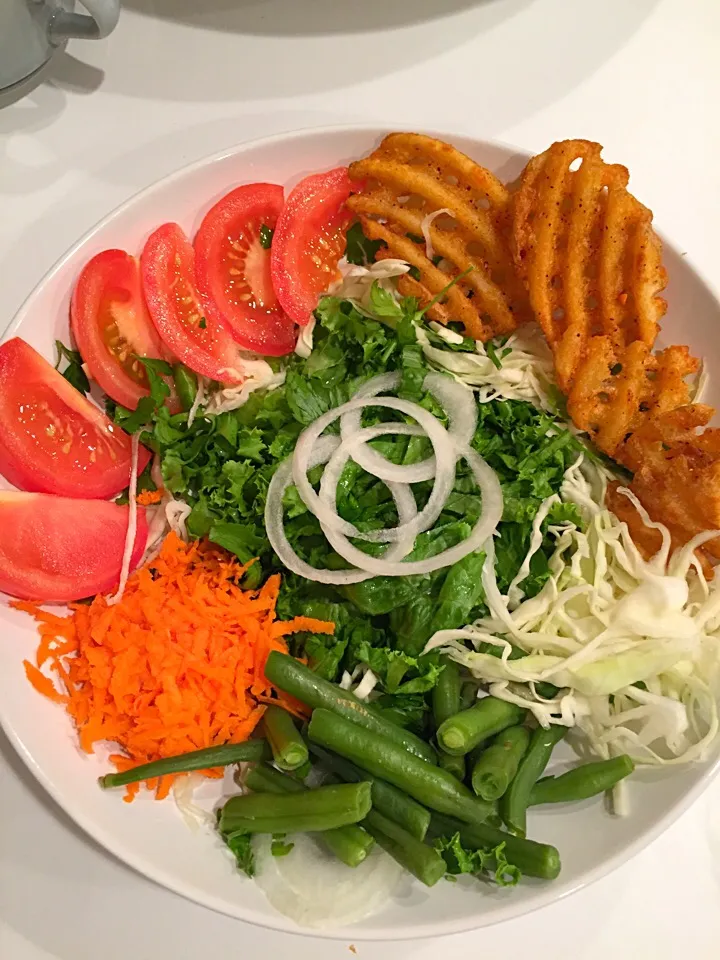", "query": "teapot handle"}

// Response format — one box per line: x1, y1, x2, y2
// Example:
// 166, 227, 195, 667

47, 0, 120, 43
